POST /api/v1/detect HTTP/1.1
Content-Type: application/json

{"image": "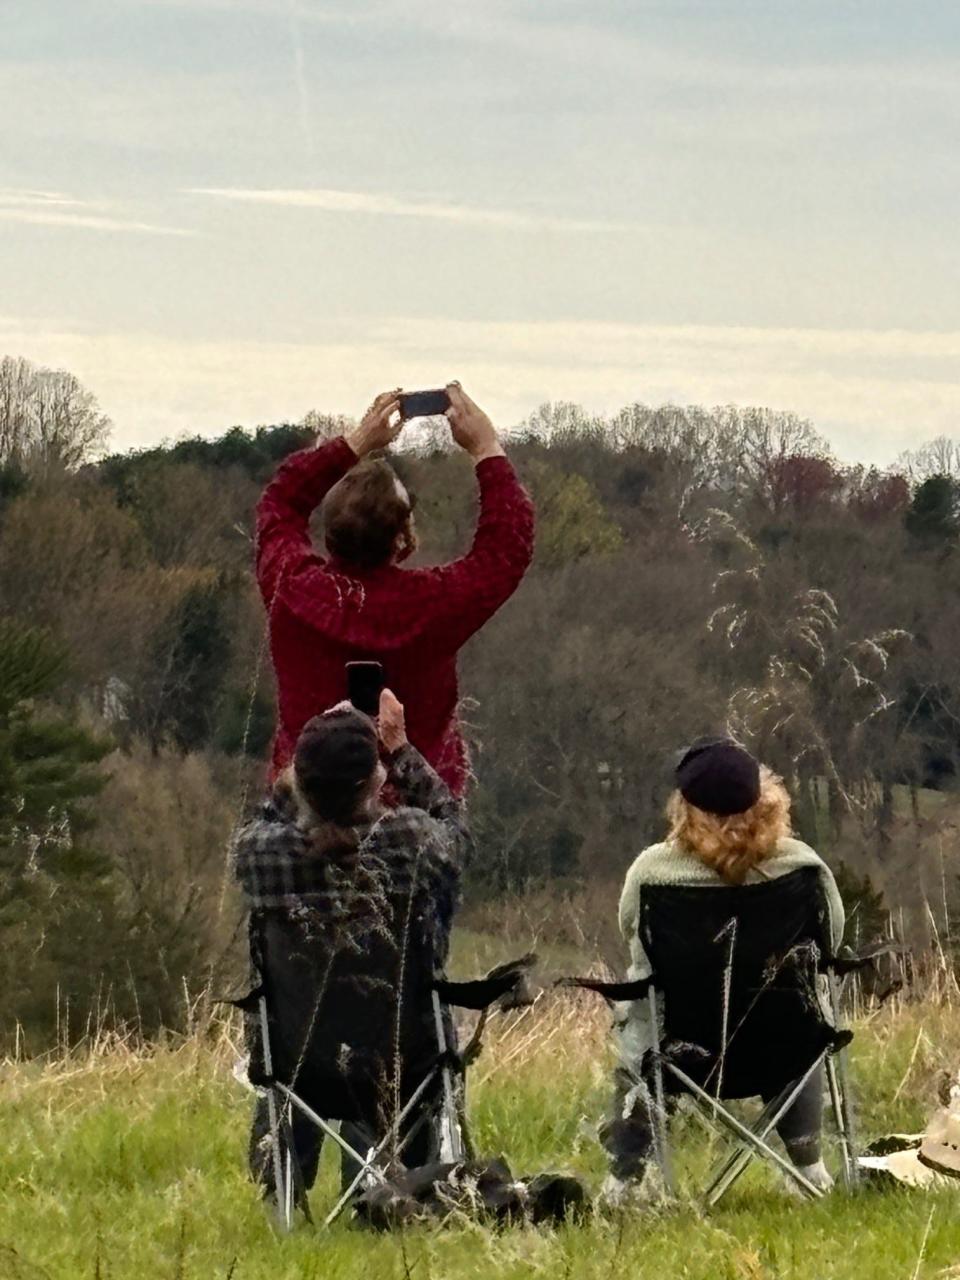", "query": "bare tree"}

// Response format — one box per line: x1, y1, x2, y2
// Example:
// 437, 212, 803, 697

899, 436, 960, 482
0, 355, 111, 468
518, 401, 606, 445
713, 406, 831, 508
608, 402, 724, 517
301, 408, 351, 442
